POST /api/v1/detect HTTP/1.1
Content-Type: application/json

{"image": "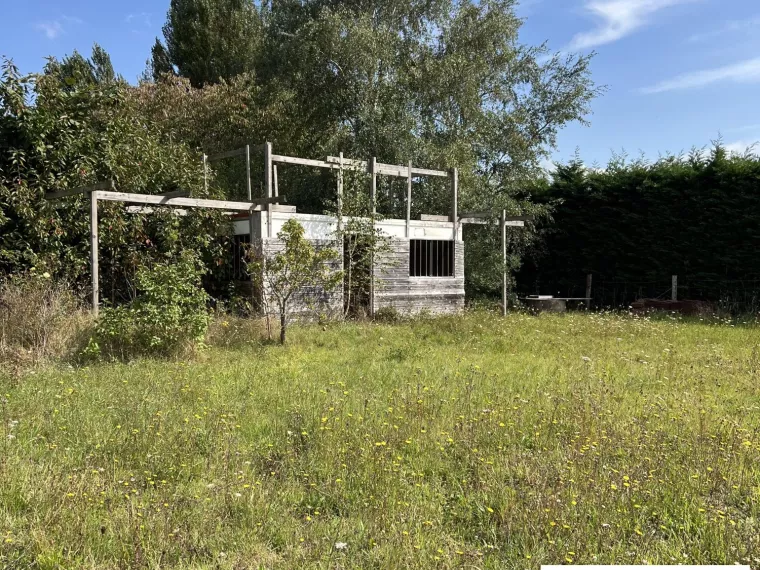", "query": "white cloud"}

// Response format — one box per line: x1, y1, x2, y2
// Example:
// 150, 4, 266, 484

569, 0, 695, 50
640, 57, 760, 94
35, 15, 82, 39
724, 140, 759, 156
35, 21, 63, 39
